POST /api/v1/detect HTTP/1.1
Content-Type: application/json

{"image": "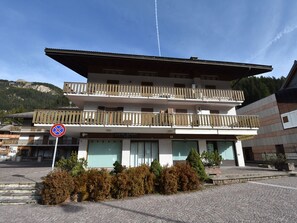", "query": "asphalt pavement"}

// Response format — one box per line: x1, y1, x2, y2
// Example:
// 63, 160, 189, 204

0, 176, 296, 223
